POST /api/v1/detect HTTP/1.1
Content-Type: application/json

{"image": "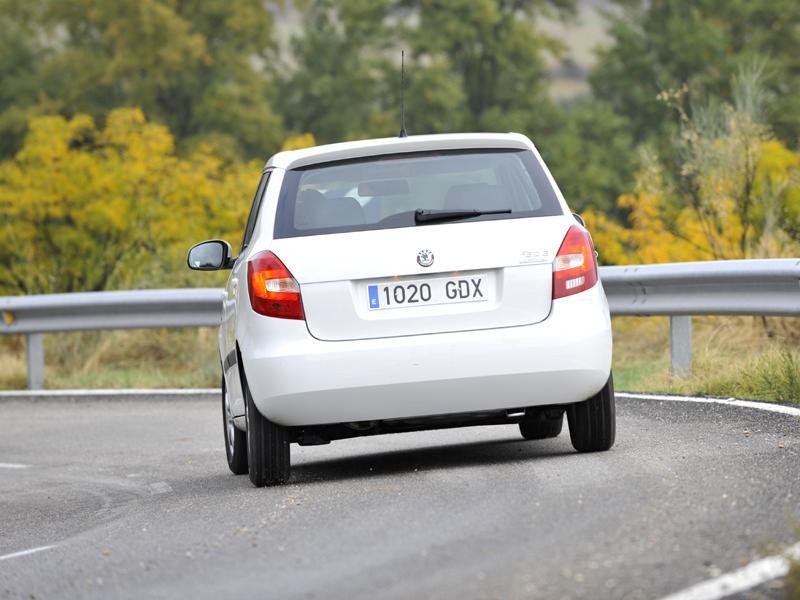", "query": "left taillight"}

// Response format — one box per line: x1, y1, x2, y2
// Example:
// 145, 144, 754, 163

552, 225, 599, 299
247, 251, 304, 320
